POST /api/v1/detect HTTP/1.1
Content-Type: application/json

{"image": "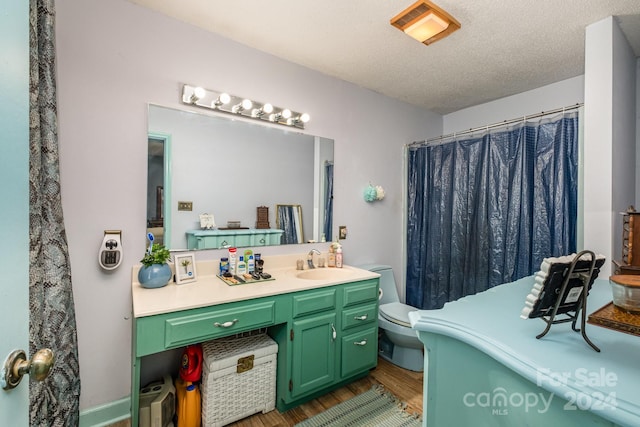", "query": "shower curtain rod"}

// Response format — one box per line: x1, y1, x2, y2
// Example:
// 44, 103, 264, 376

411, 103, 583, 147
